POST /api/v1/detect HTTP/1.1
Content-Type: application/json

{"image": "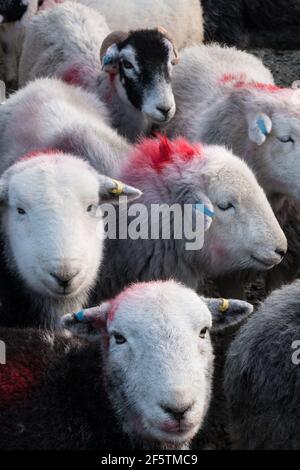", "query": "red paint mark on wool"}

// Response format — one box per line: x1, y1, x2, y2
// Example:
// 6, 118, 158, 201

18, 148, 64, 163
107, 281, 167, 323
103, 74, 116, 103
0, 355, 43, 408
220, 73, 282, 93
62, 65, 85, 87
128, 135, 203, 173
